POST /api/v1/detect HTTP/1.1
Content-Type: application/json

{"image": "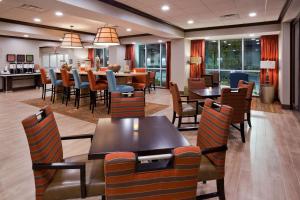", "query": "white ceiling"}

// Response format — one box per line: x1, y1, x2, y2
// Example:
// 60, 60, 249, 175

116, 0, 286, 29
0, 0, 142, 36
